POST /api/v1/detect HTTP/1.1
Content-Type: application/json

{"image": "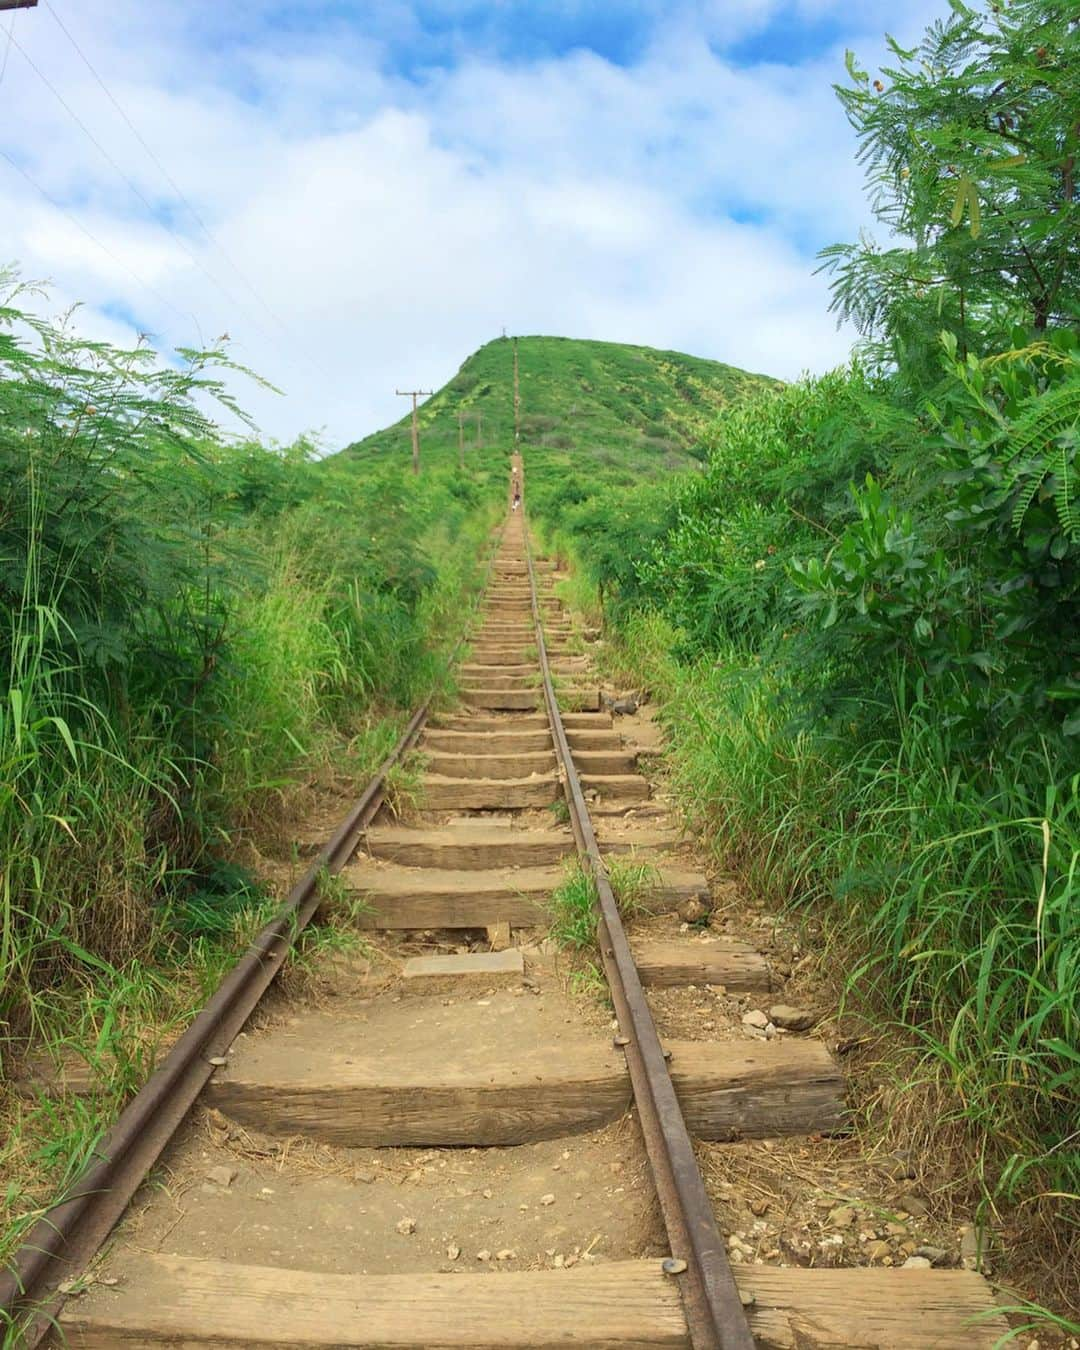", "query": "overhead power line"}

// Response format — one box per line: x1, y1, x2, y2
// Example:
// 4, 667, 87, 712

42, 0, 294, 341
2, 15, 324, 385
0, 142, 198, 328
